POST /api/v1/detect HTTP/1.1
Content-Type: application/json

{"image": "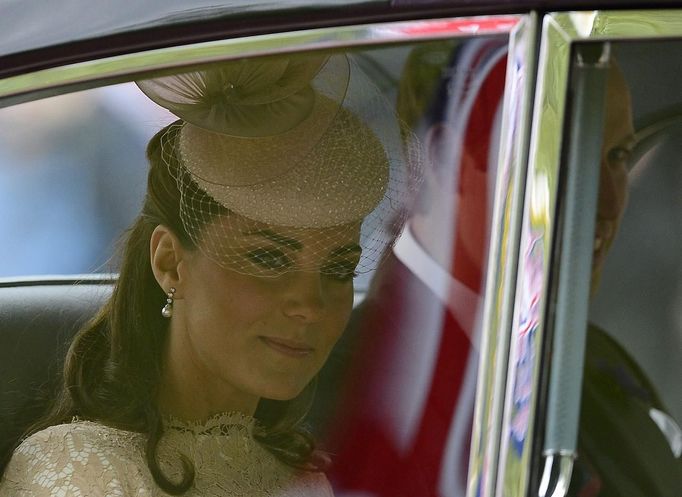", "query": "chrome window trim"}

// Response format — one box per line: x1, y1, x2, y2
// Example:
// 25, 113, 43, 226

496, 9, 682, 497
467, 12, 538, 497
0, 15, 520, 108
